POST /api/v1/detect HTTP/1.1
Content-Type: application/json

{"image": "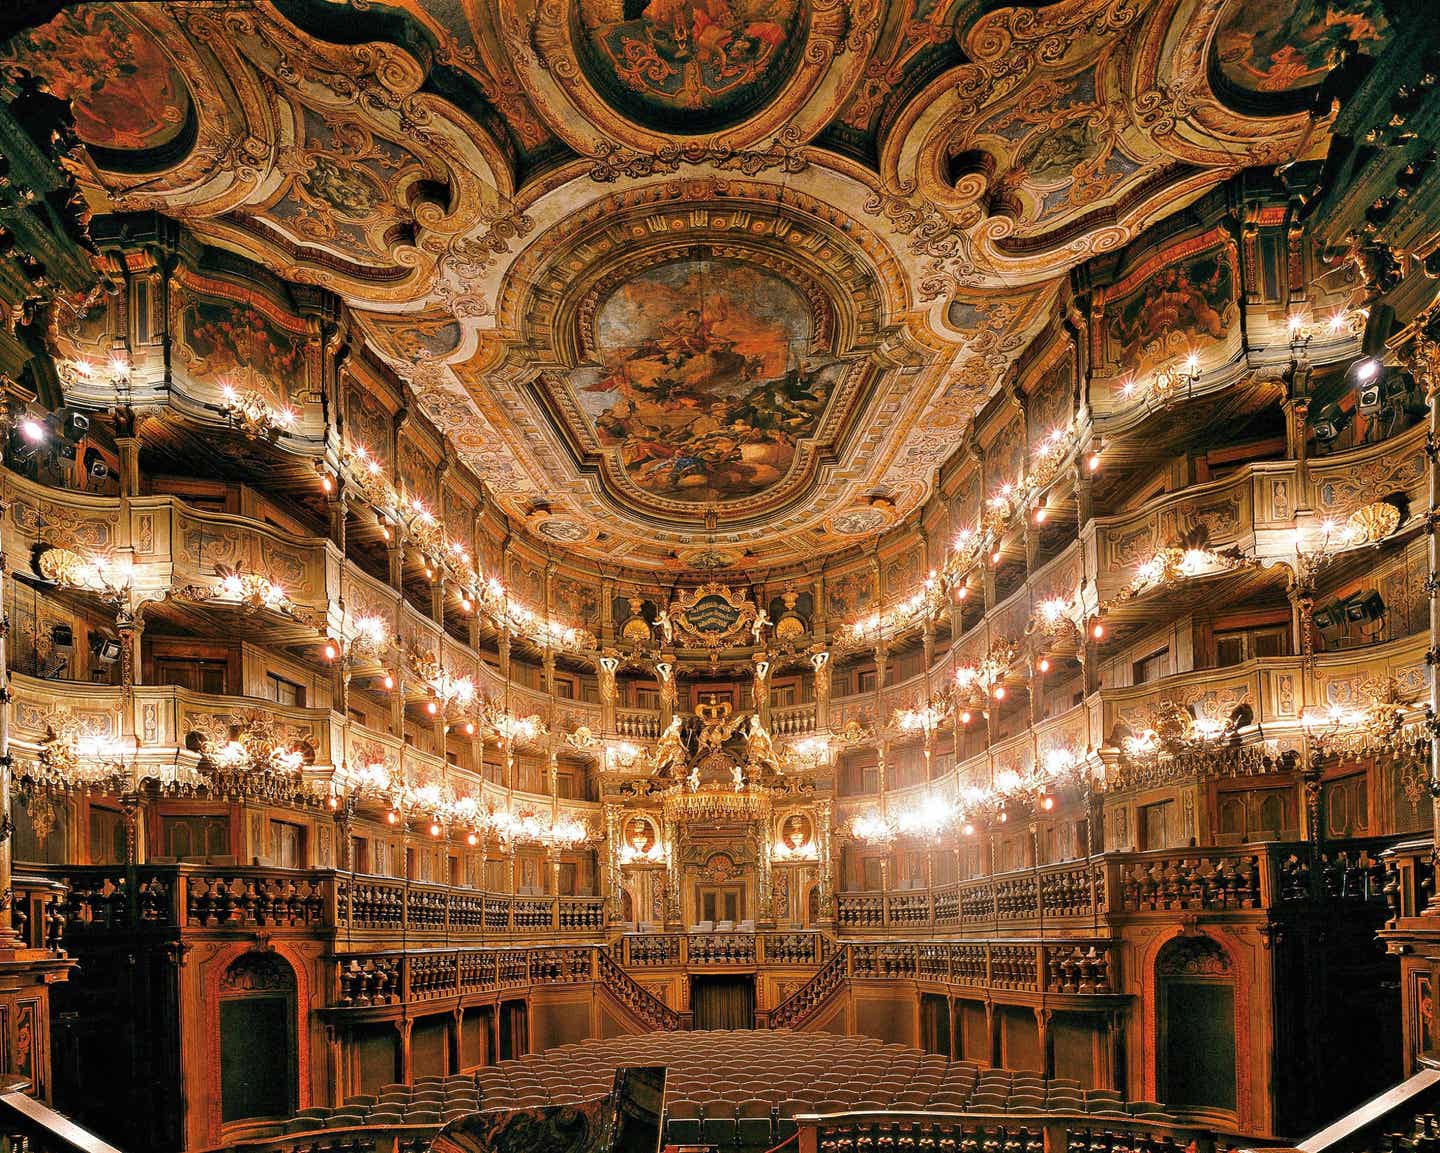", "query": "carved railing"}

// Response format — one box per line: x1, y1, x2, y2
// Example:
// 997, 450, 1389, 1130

197, 1101, 1269, 1153
834, 841, 1393, 937
615, 710, 660, 739
38, 864, 605, 942
595, 949, 681, 1030
836, 856, 1106, 932
768, 944, 850, 1029
766, 936, 1117, 1031
771, 704, 817, 737
799, 1110, 1270, 1153
332, 945, 609, 1012
11, 873, 68, 954
1382, 836, 1436, 923
611, 930, 827, 969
